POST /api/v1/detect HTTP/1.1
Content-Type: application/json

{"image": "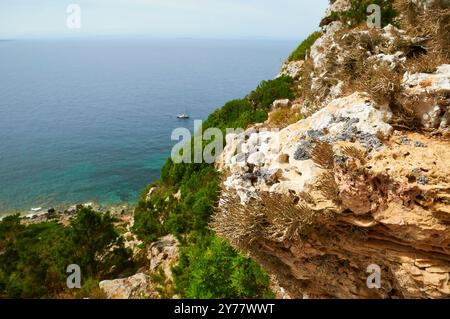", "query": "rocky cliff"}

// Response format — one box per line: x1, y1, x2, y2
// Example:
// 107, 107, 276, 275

212, 0, 450, 298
